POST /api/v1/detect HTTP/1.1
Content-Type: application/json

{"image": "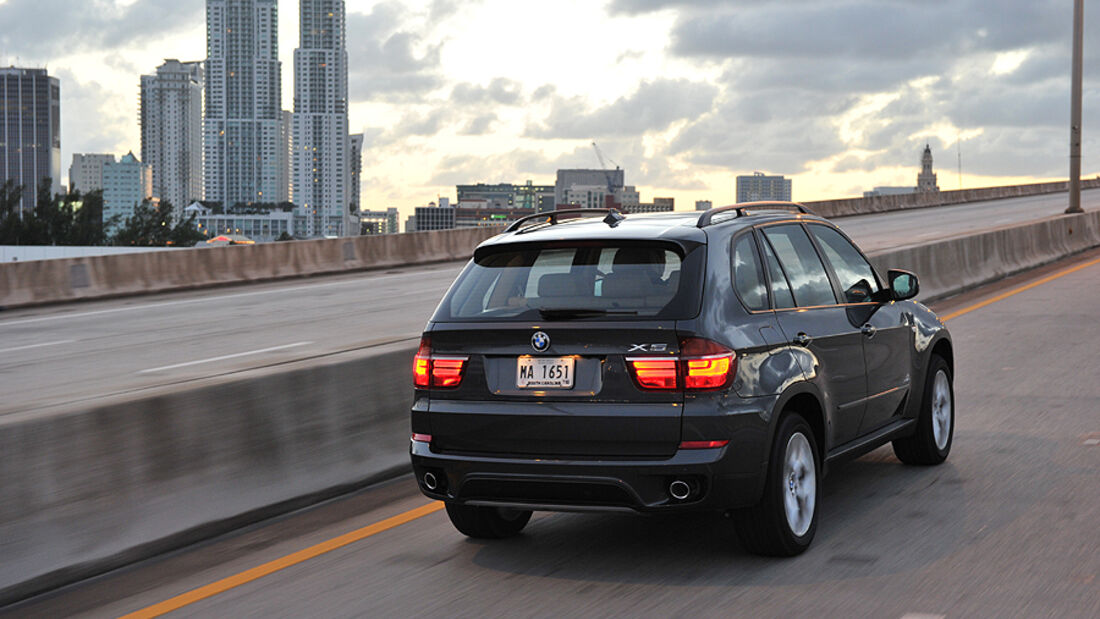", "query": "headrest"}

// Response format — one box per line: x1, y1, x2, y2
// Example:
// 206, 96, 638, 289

538, 273, 584, 297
